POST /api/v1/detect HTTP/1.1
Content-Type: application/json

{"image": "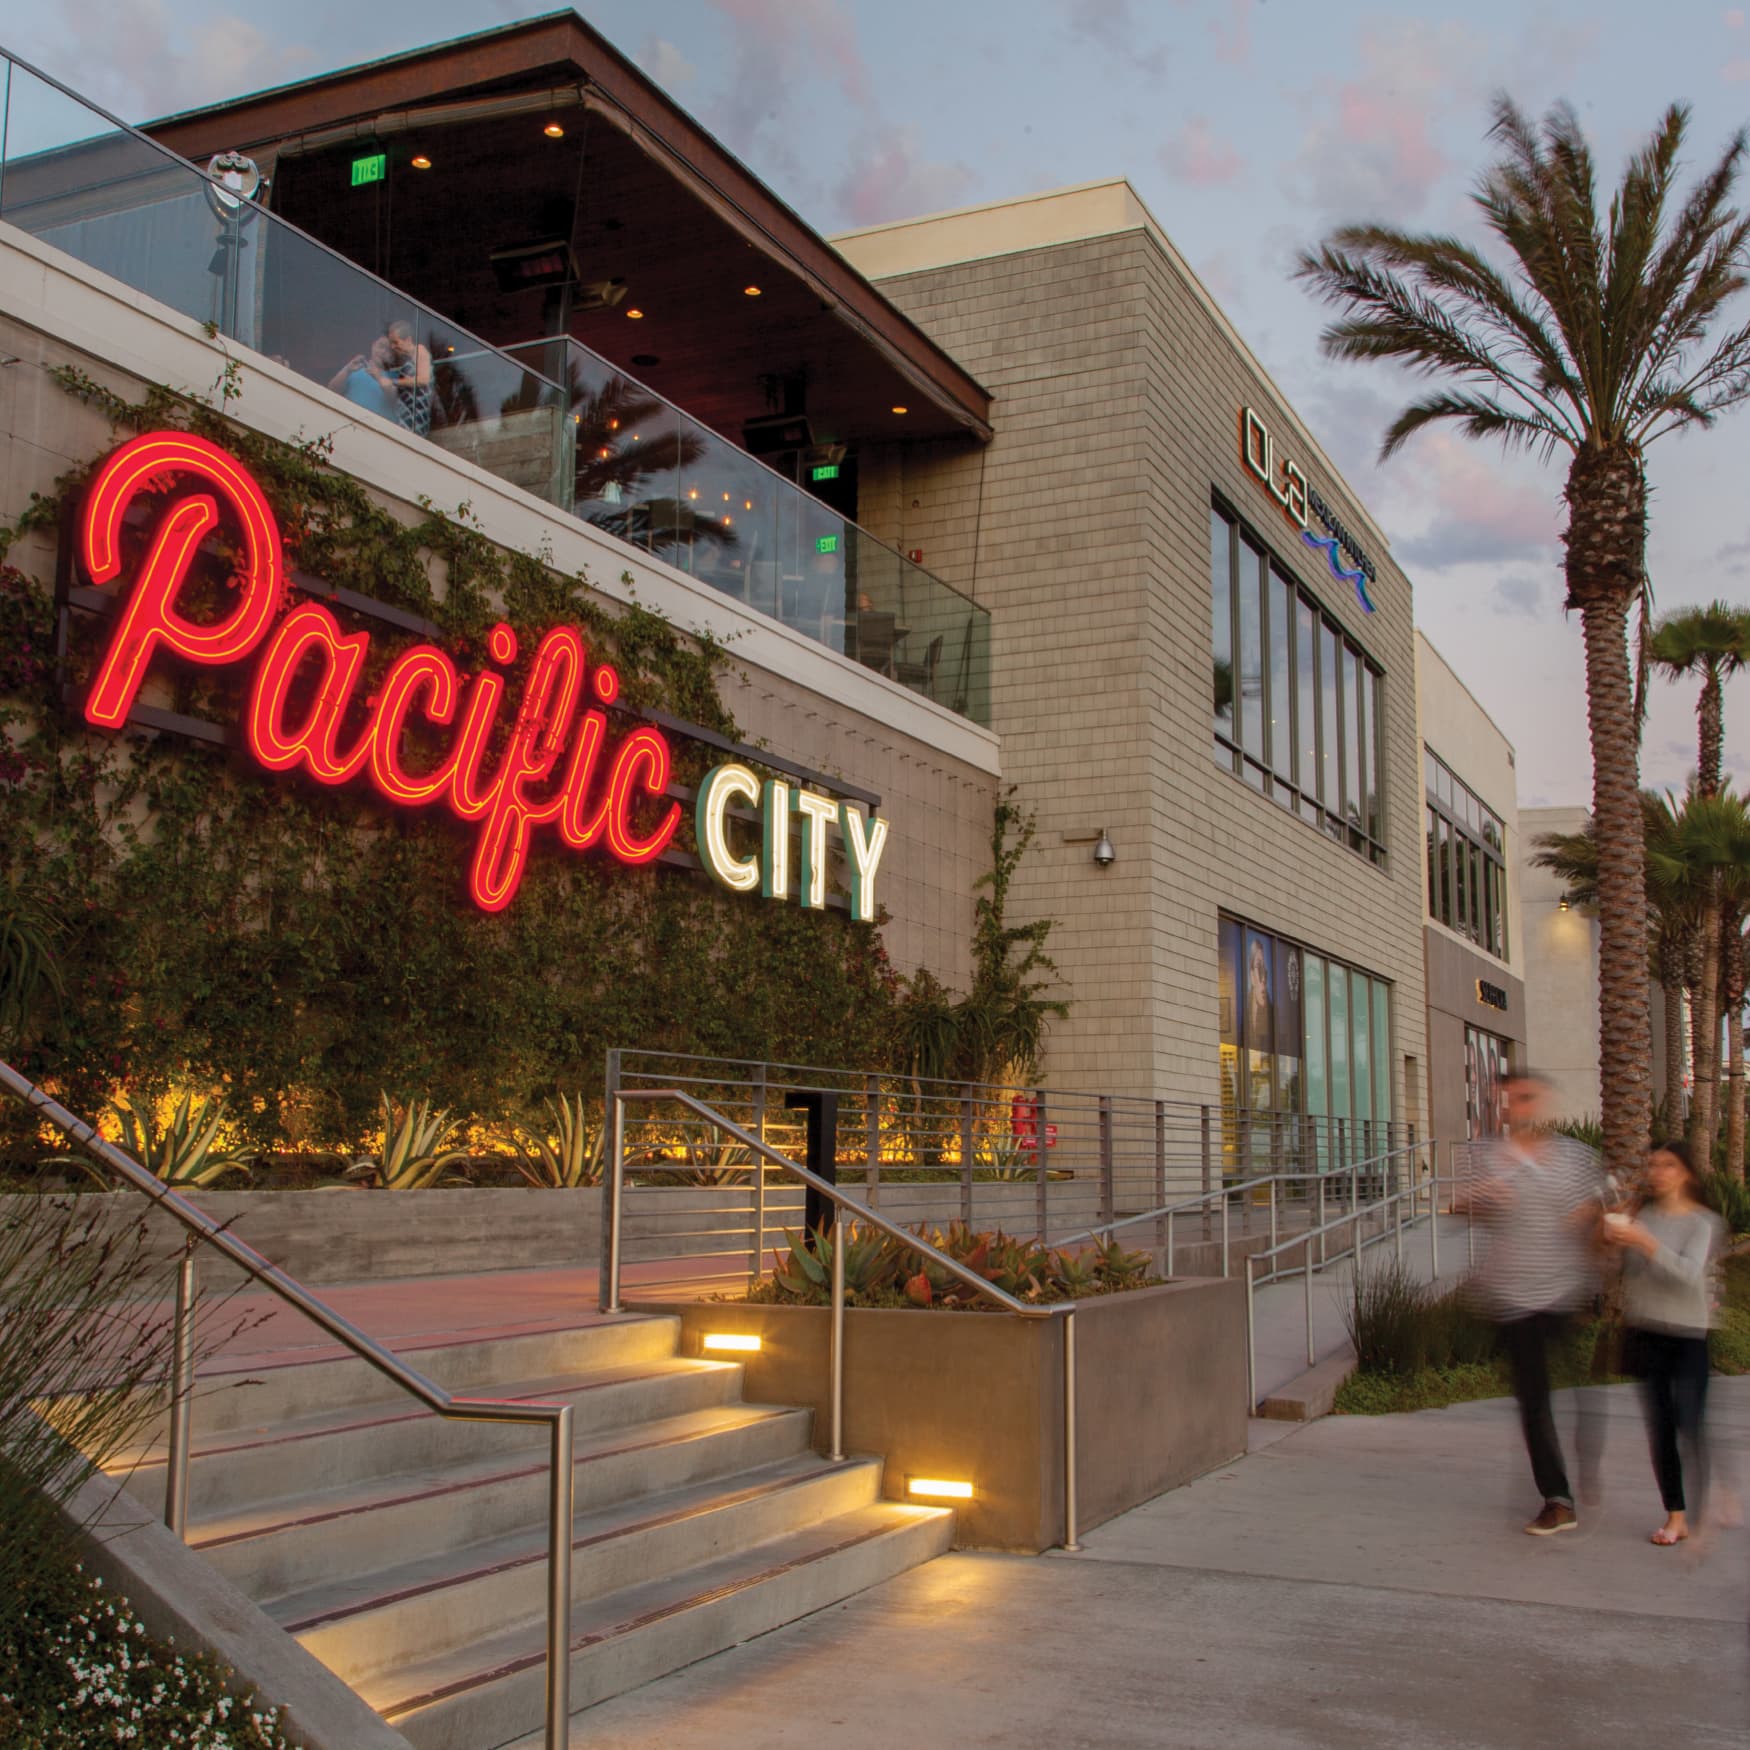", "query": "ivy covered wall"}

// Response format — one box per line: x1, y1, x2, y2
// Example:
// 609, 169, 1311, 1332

0, 369, 911, 1155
